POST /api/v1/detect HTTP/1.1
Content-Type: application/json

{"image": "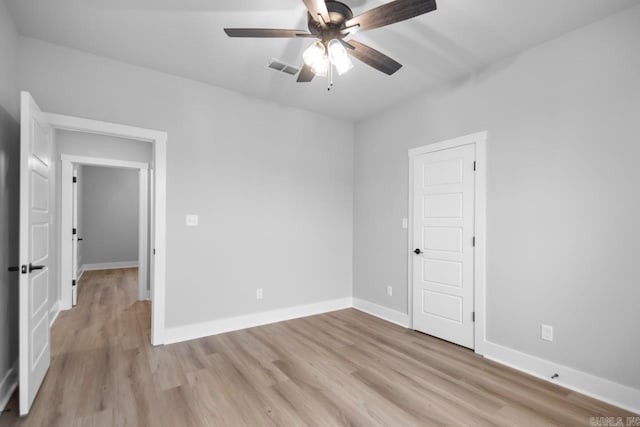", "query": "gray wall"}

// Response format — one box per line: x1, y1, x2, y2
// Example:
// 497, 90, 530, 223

0, 0, 19, 401
20, 37, 355, 328
354, 6, 640, 389
80, 166, 139, 265
47, 136, 59, 318
56, 130, 152, 282
57, 130, 152, 163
